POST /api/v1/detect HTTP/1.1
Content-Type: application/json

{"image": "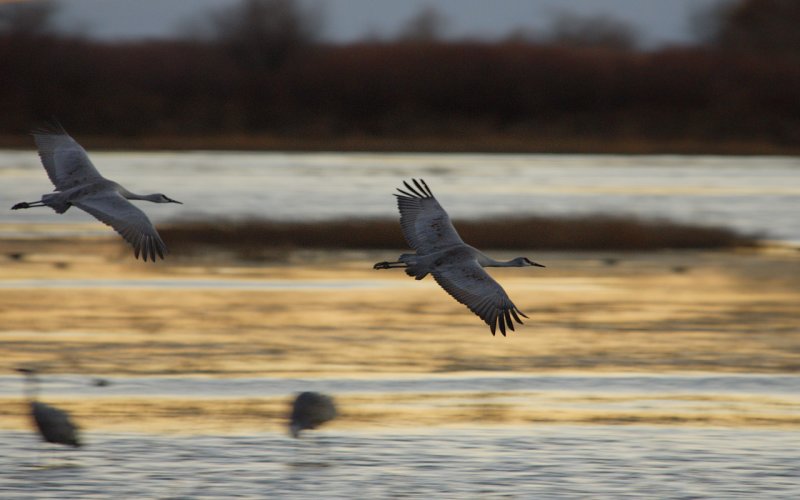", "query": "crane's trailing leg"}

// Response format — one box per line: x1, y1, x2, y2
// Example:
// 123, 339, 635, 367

11, 200, 46, 210
375, 254, 428, 279
12, 196, 69, 213
373, 260, 407, 270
